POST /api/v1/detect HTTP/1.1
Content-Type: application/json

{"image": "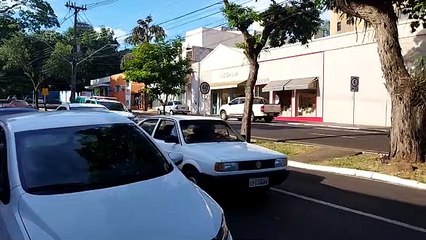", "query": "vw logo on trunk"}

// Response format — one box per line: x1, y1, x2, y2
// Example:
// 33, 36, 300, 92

256, 161, 262, 169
